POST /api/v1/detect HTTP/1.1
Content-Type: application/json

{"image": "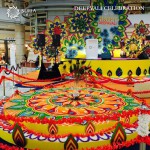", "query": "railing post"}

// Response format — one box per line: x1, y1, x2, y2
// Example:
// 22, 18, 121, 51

25, 61, 27, 74
21, 62, 24, 75
17, 64, 19, 75
30, 60, 32, 72
2, 68, 6, 98
13, 66, 15, 87
140, 143, 146, 150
